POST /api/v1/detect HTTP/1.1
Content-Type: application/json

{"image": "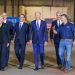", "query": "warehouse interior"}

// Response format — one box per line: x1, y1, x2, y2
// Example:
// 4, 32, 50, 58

0, 0, 75, 75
